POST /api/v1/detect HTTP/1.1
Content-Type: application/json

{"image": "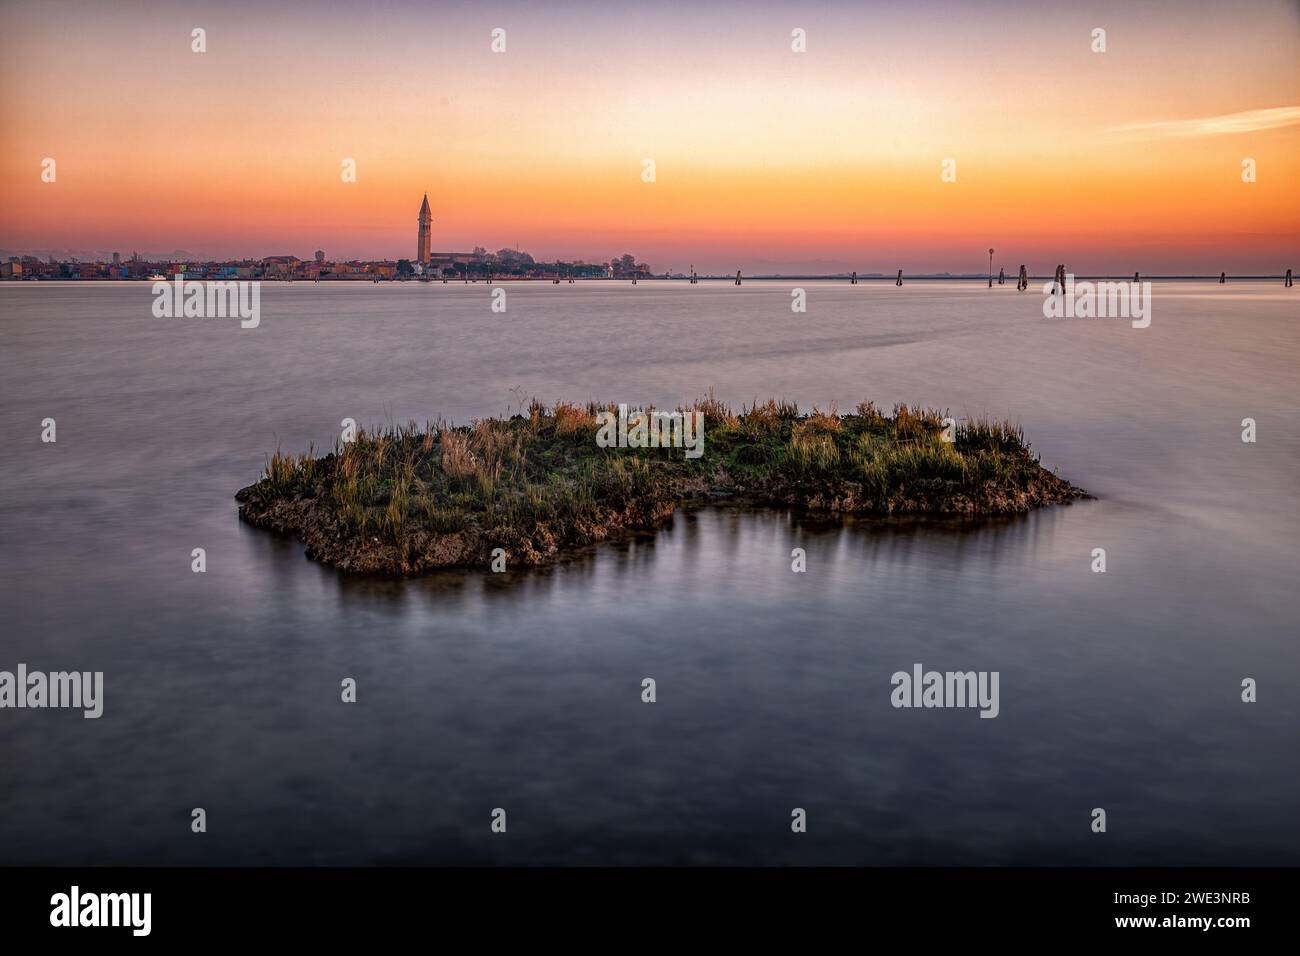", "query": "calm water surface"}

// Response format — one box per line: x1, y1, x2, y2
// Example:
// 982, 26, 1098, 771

1, 280, 1296, 864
